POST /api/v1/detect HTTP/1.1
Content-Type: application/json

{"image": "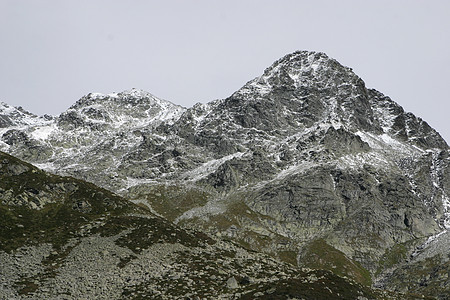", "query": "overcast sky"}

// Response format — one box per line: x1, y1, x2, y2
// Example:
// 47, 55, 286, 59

1, 0, 449, 142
